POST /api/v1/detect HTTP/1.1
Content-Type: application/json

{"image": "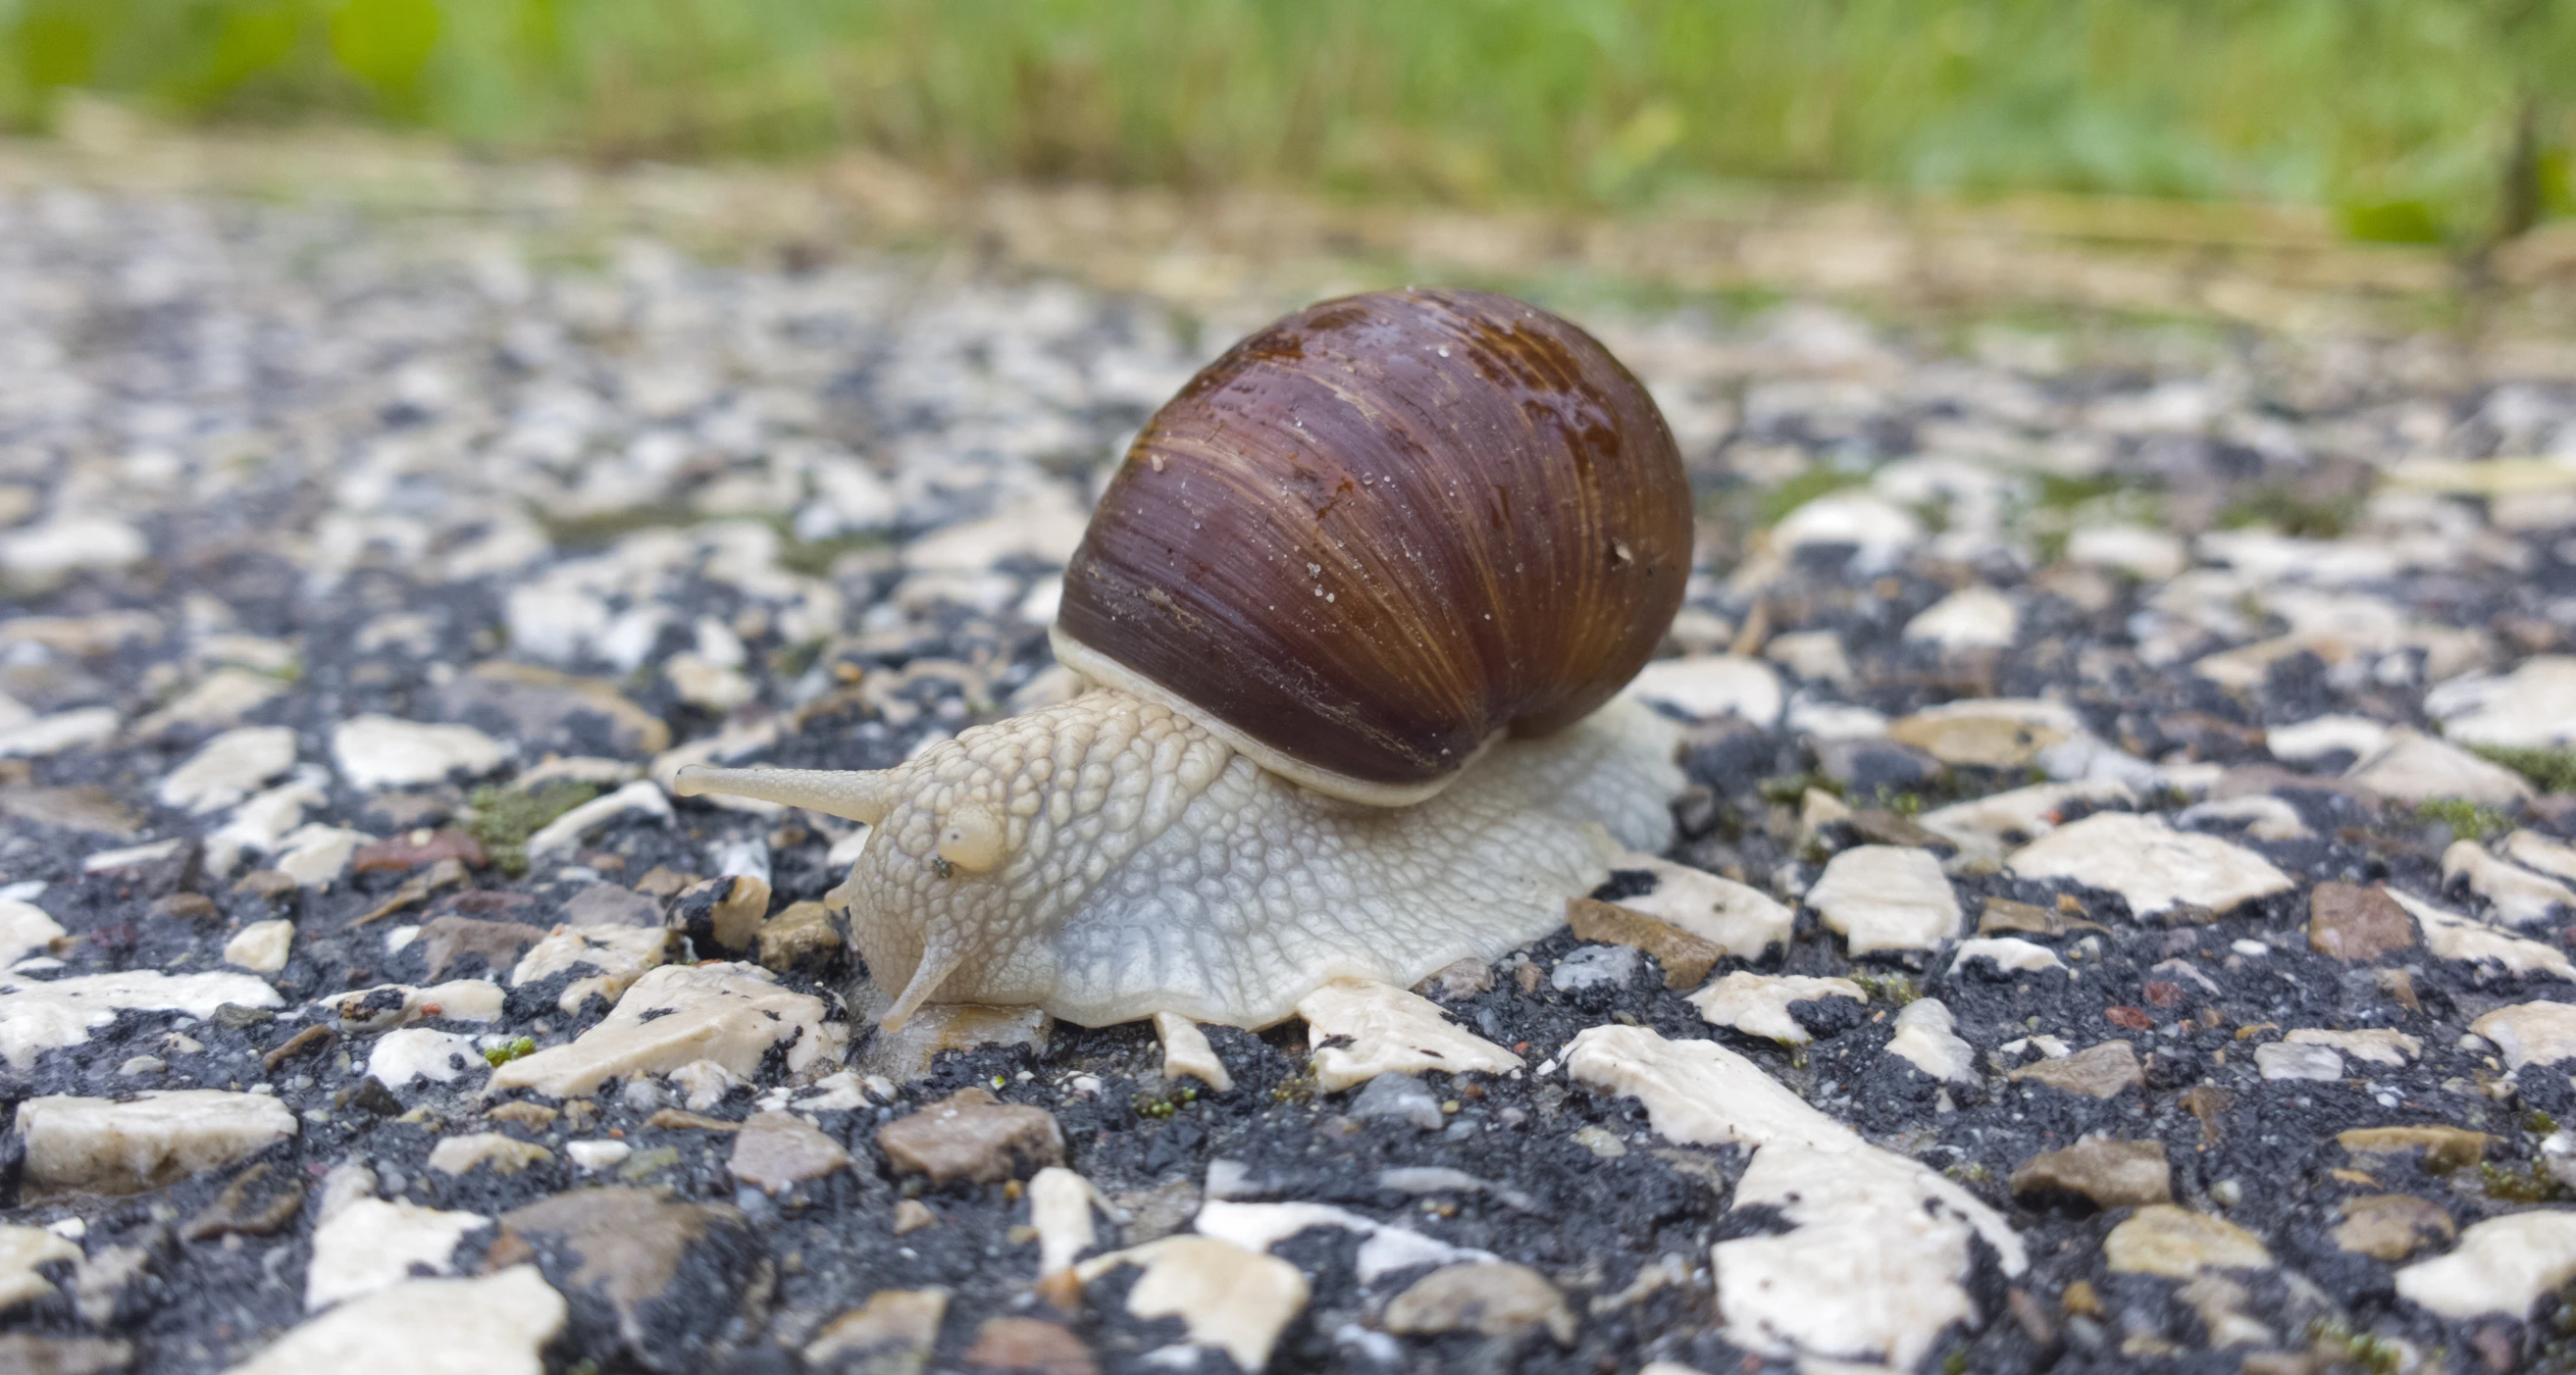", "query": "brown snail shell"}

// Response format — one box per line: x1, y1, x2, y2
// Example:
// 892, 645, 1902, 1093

1050, 287, 1691, 805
